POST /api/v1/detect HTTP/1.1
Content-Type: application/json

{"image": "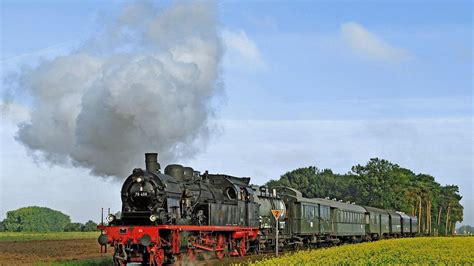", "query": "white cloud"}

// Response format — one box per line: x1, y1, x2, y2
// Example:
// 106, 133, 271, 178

340, 22, 413, 63
222, 29, 266, 70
